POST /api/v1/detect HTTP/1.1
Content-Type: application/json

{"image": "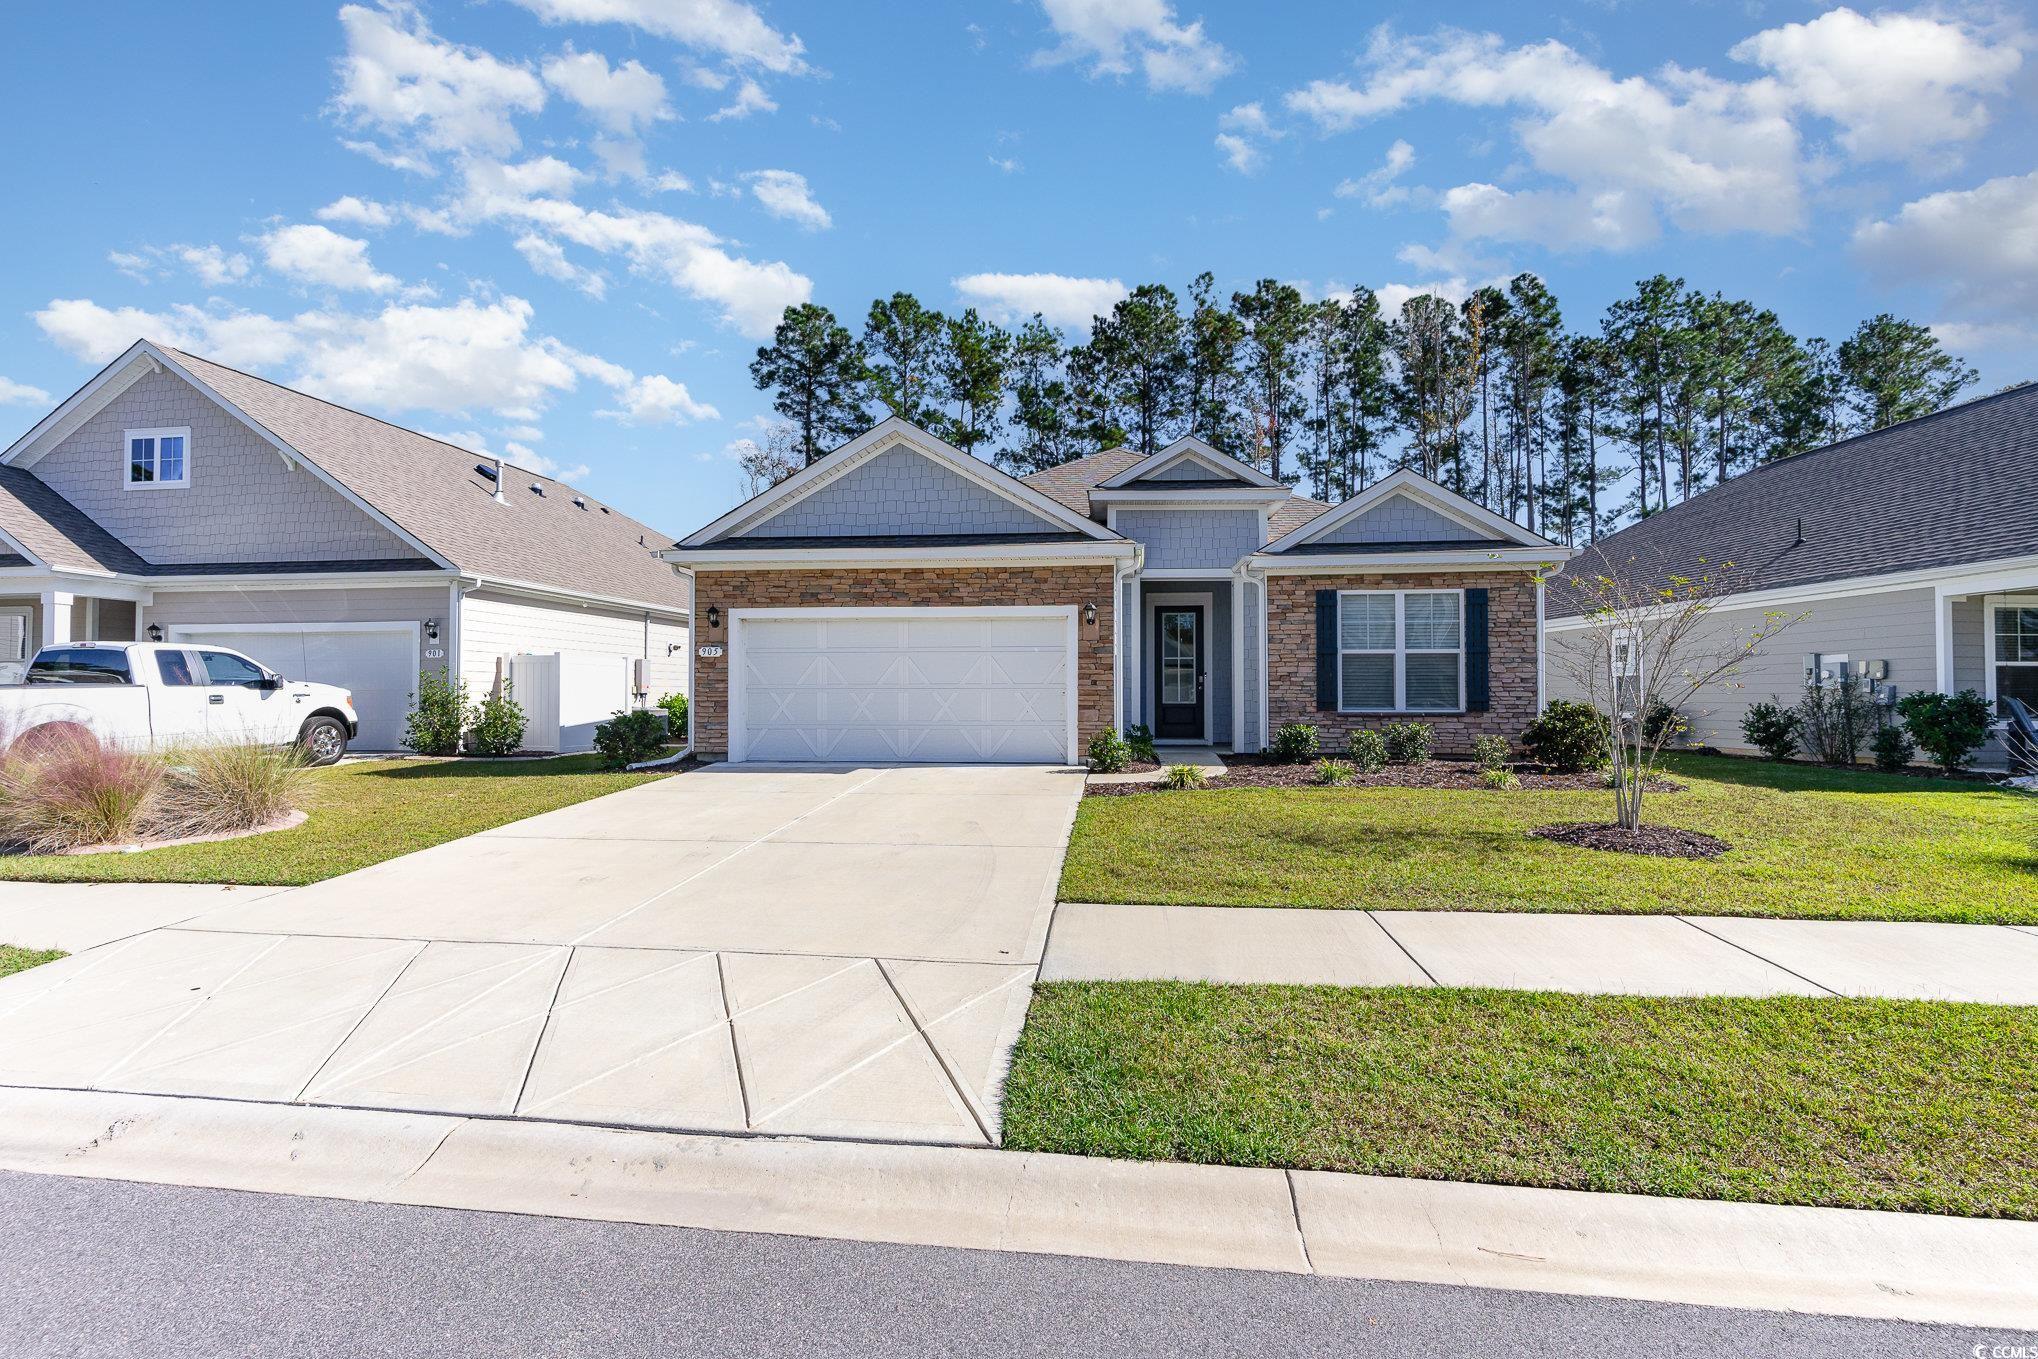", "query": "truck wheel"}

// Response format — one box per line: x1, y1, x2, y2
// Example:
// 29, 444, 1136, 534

12, 722, 97, 760
298, 717, 349, 767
